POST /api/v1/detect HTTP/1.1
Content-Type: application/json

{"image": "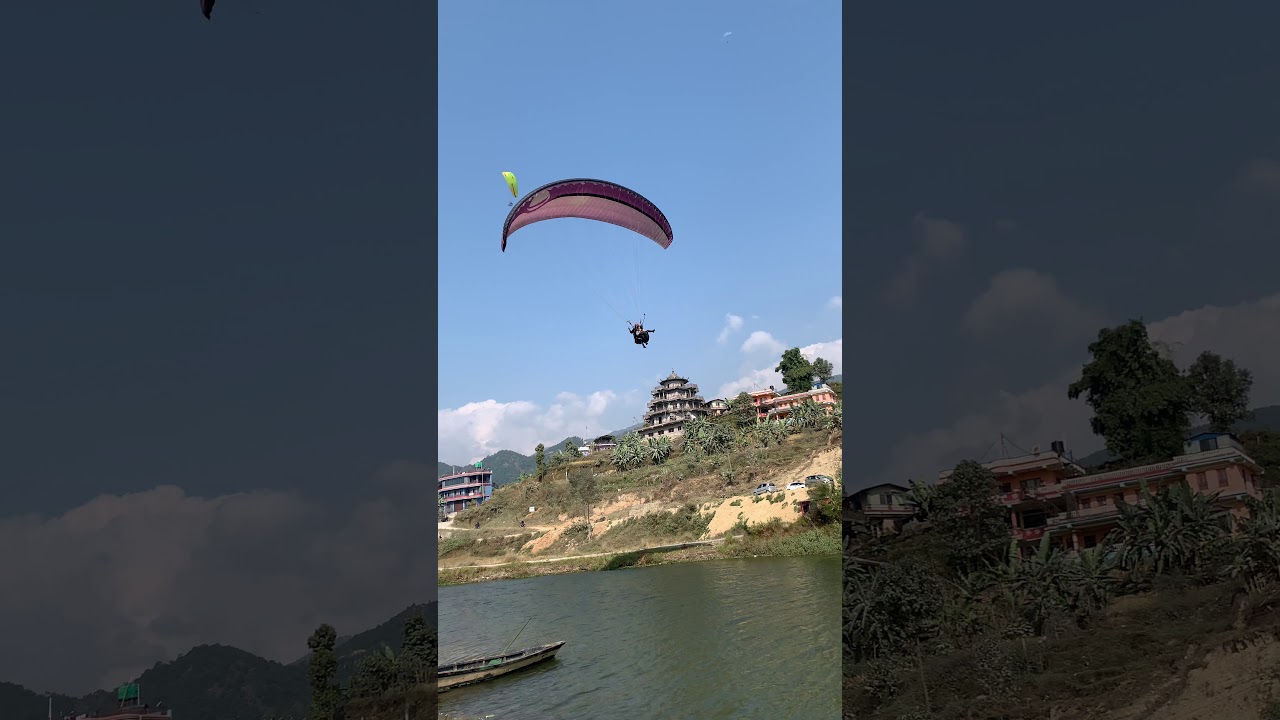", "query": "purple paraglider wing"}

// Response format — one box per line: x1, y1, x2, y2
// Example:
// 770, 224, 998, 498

201, 0, 215, 19
501, 179, 673, 252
